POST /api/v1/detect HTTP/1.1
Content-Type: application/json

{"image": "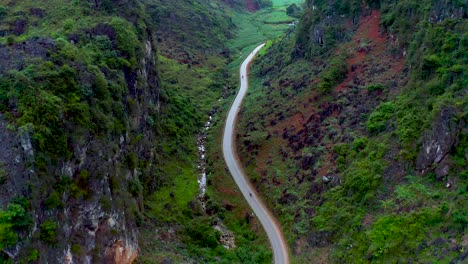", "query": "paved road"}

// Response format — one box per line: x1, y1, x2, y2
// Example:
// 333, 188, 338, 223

222, 43, 290, 264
